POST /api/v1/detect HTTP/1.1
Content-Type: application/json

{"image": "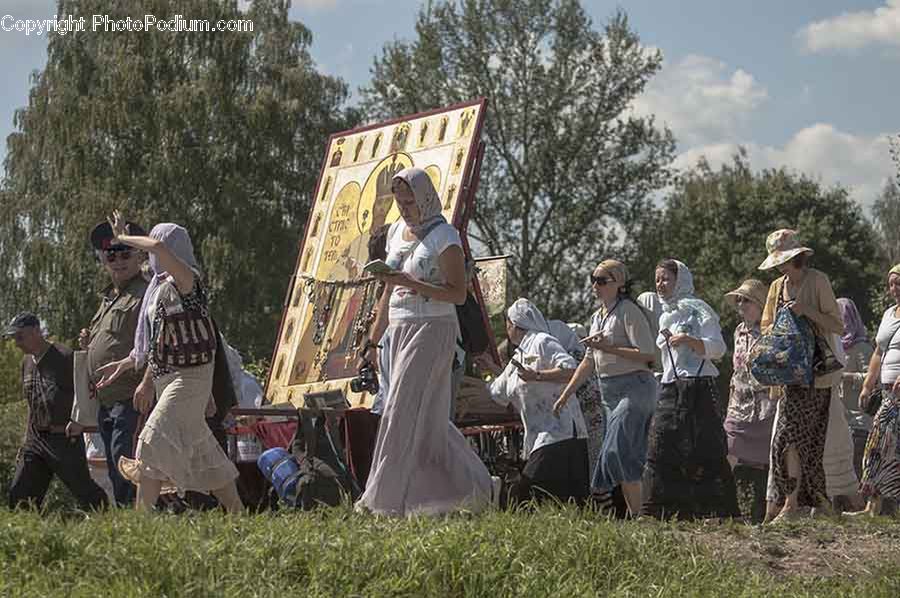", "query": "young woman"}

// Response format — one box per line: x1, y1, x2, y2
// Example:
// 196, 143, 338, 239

641, 259, 739, 520
554, 259, 656, 516
356, 167, 491, 516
